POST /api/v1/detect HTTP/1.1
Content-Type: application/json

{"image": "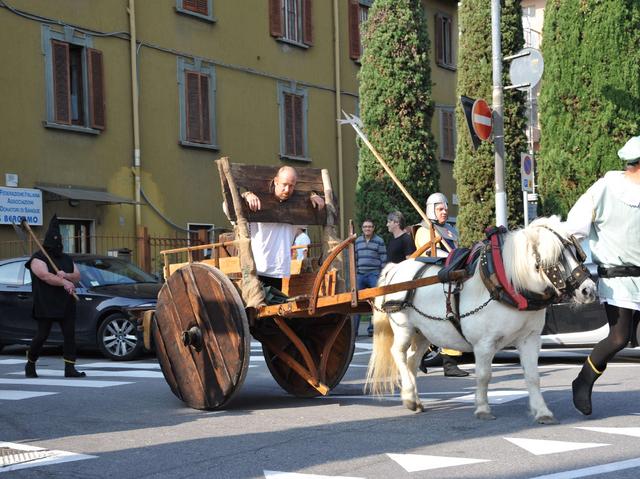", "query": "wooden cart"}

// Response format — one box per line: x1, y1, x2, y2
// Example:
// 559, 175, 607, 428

150, 158, 460, 410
